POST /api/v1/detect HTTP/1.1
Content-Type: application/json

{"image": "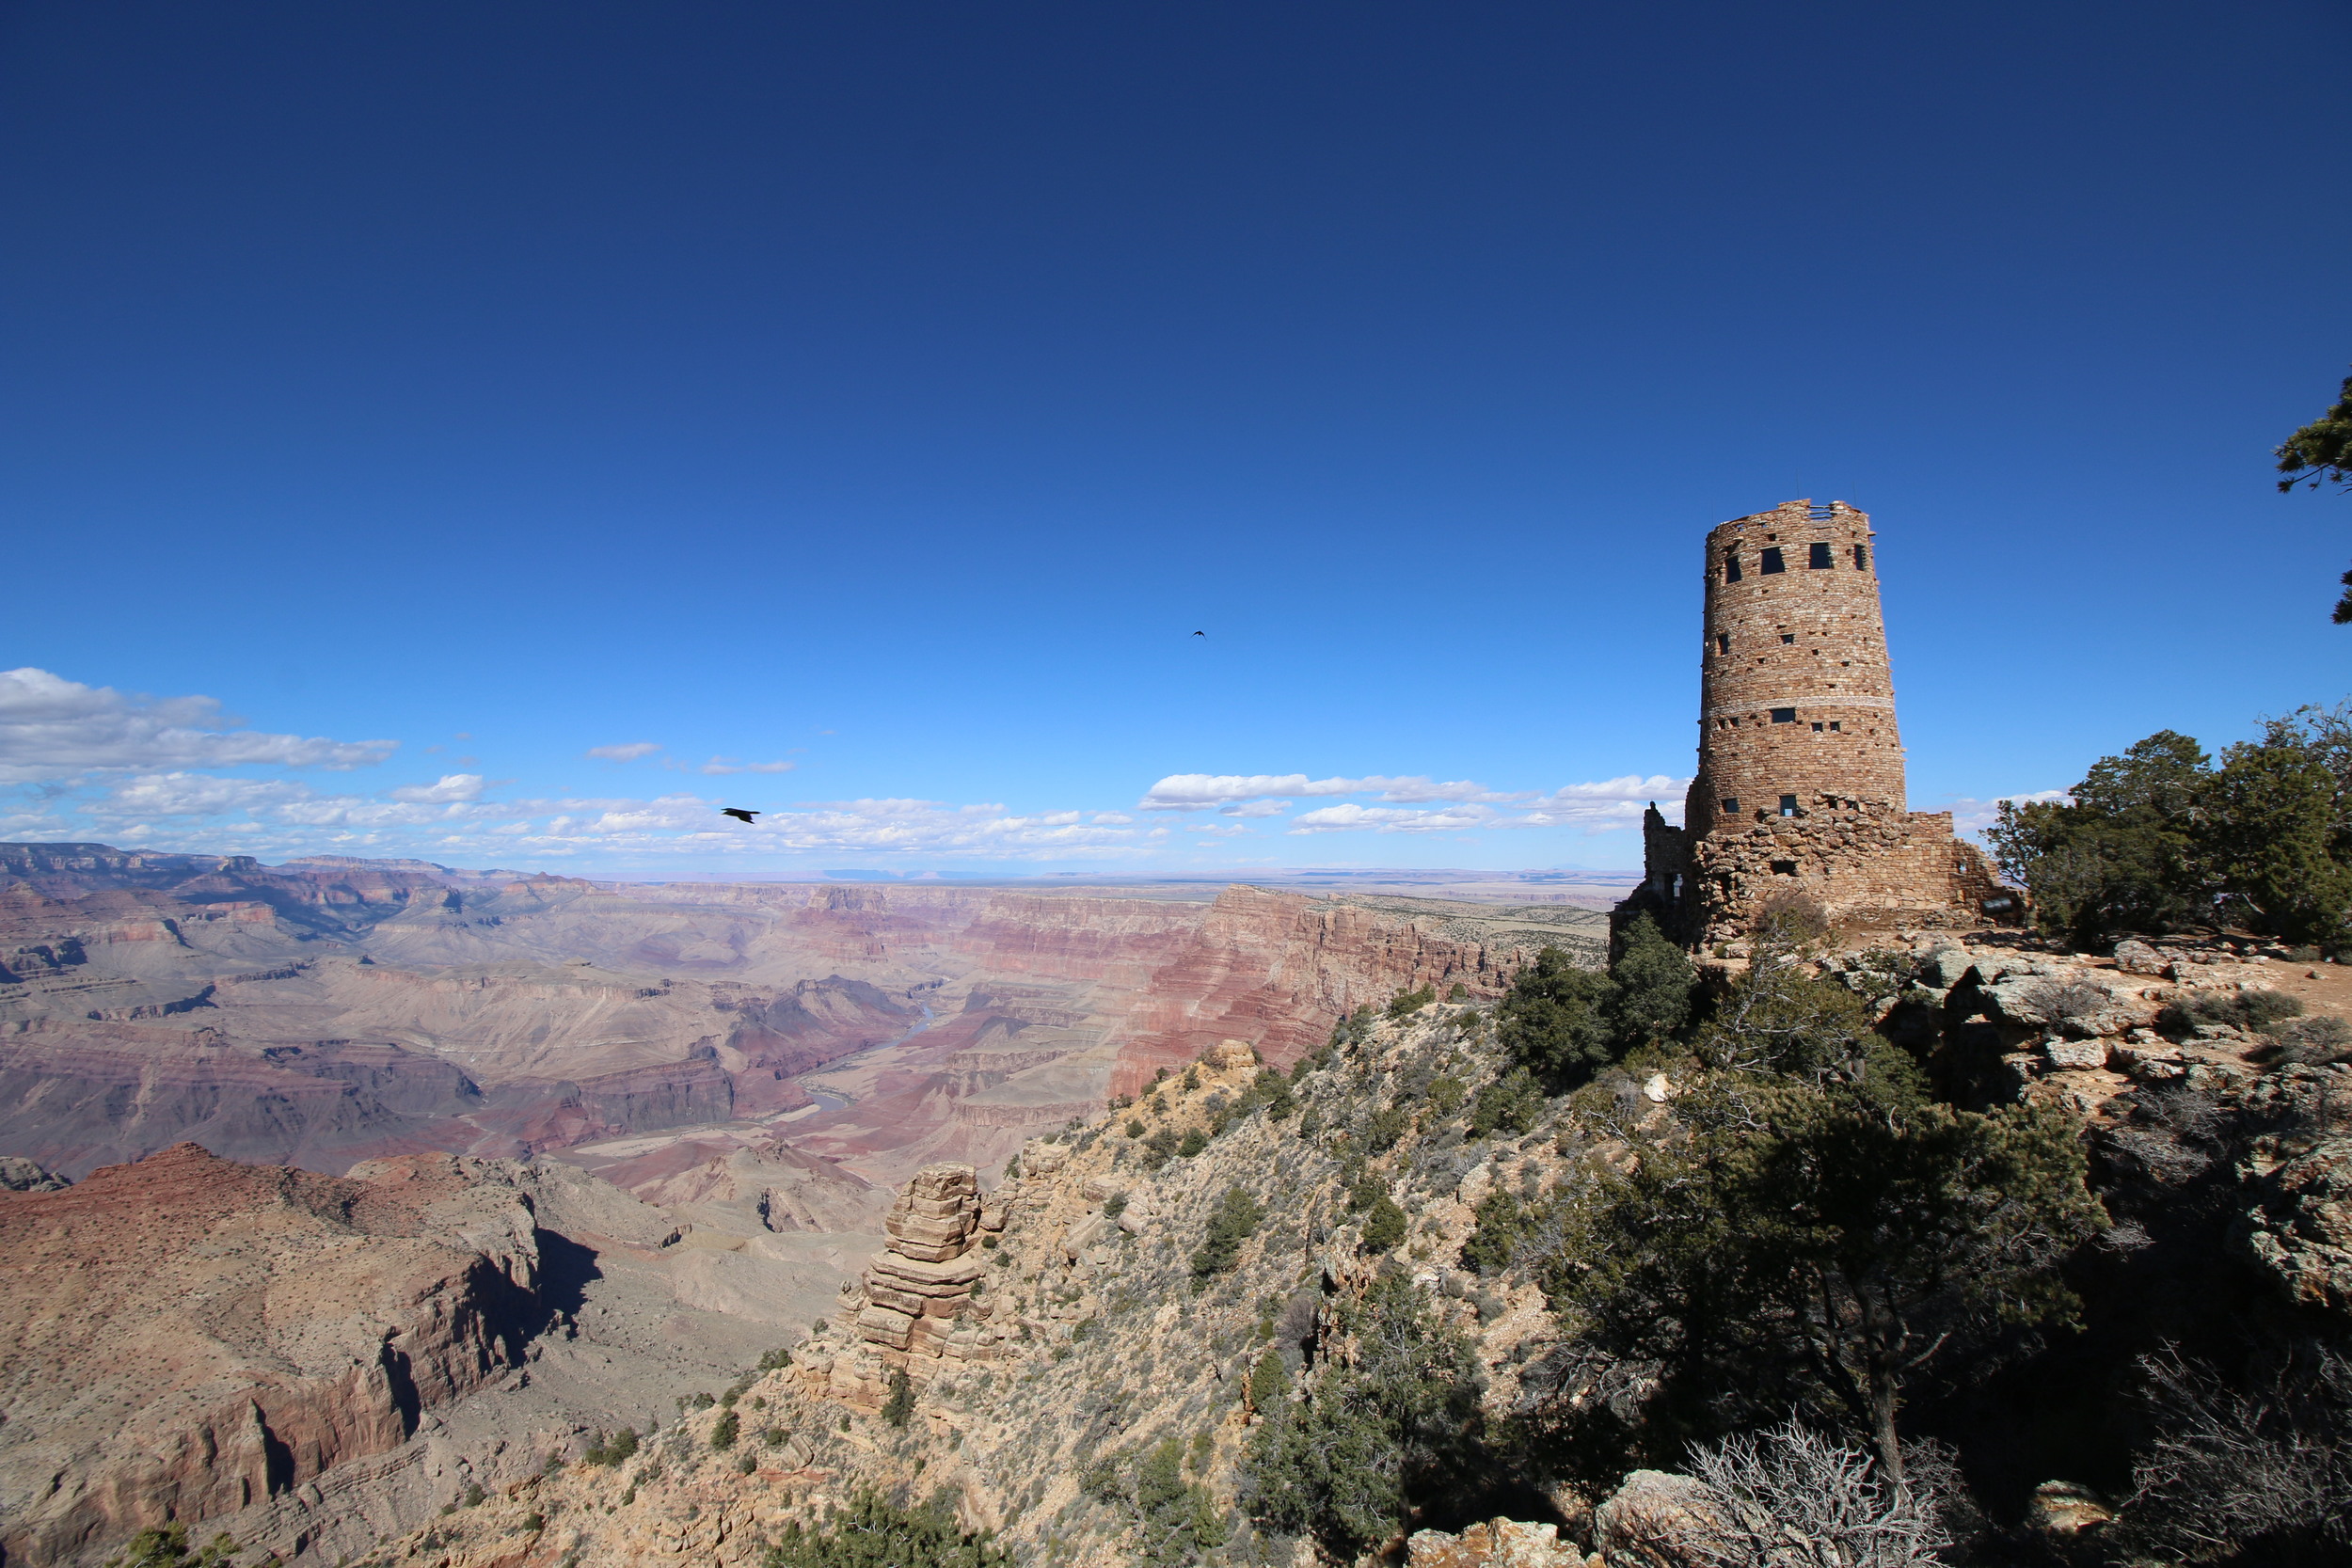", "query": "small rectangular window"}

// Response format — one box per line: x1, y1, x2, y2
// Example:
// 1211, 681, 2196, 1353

1770, 860, 1798, 876
1853, 543, 1868, 570
1778, 794, 1799, 816
1828, 721, 1841, 732
1721, 797, 1740, 814
1724, 553, 1742, 583
1716, 633, 1730, 653
1779, 633, 1794, 644
1811, 721, 1823, 733
1771, 707, 1795, 723
1807, 541, 1833, 569
1759, 546, 1785, 574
